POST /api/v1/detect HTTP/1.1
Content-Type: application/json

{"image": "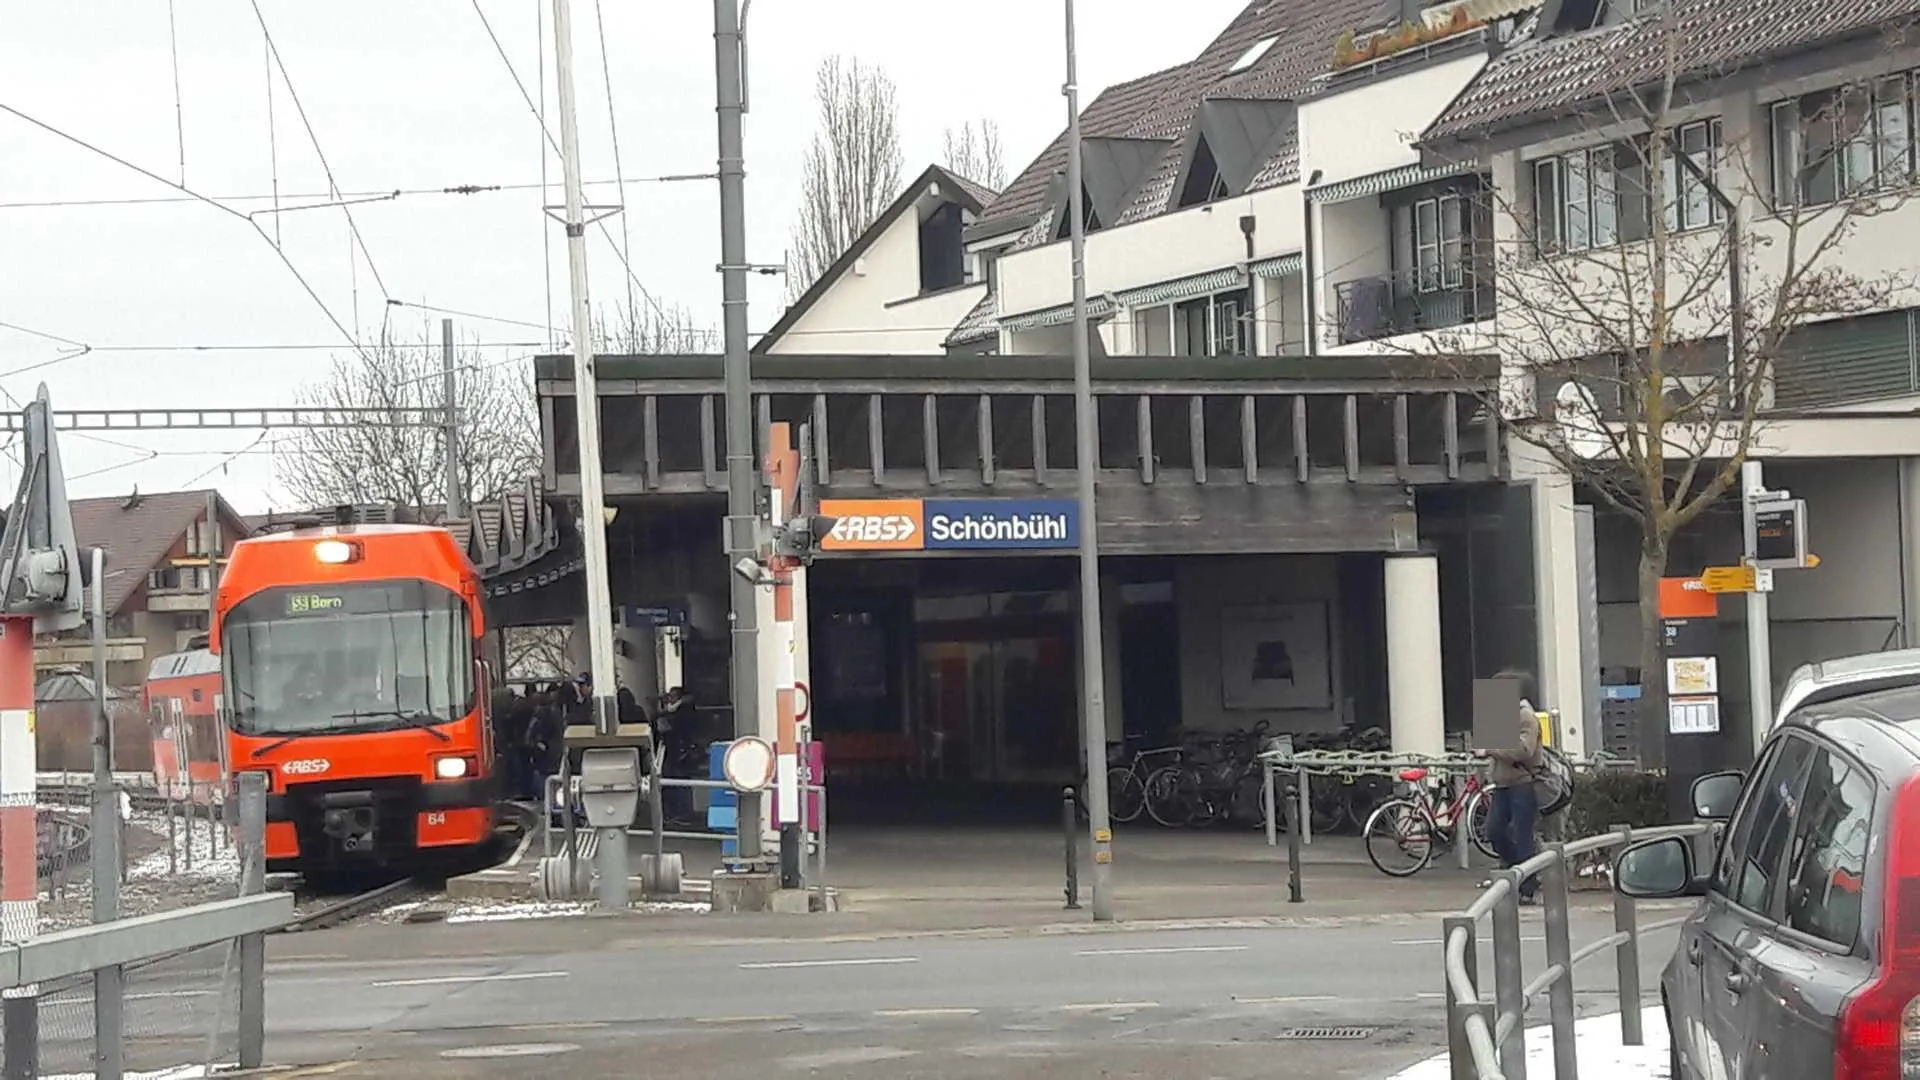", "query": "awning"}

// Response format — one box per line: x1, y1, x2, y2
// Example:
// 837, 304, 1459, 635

1250, 252, 1304, 278
1307, 161, 1479, 204
997, 297, 1115, 332
1114, 266, 1246, 307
